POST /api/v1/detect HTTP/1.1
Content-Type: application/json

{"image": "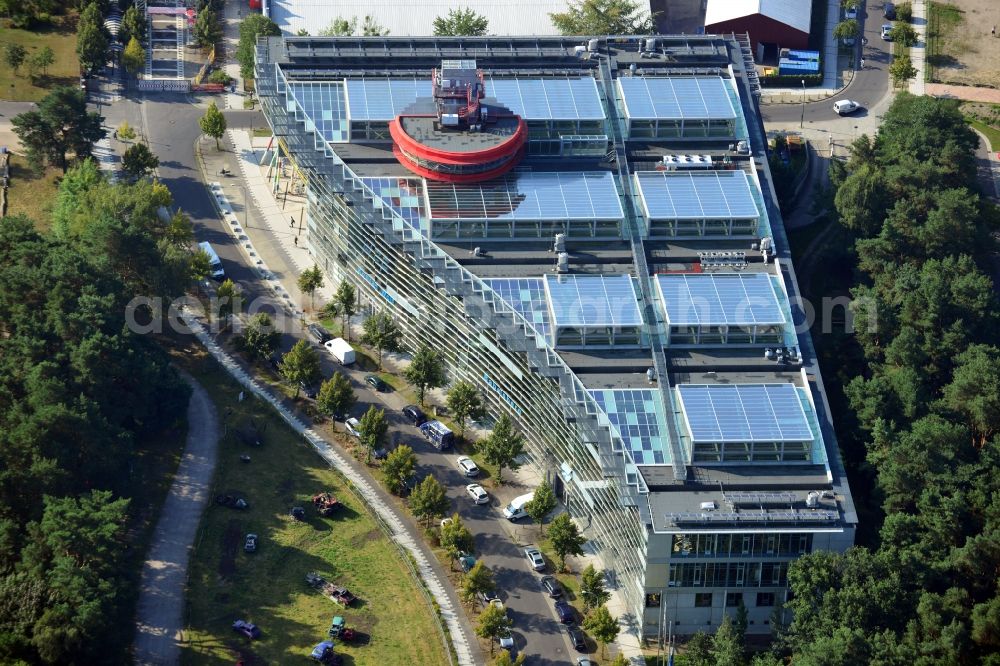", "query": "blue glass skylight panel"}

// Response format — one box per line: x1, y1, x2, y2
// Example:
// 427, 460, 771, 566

345, 78, 431, 121
484, 278, 550, 336
636, 171, 760, 220
486, 77, 605, 121
678, 384, 814, 443
288, 82, 348, 142
657, 273, 785, 327
544, 275, 643, 328
426, 172, 623, 221
359, 177, 427, 236
618, 77, 737, 120
591, 389, 671, 465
